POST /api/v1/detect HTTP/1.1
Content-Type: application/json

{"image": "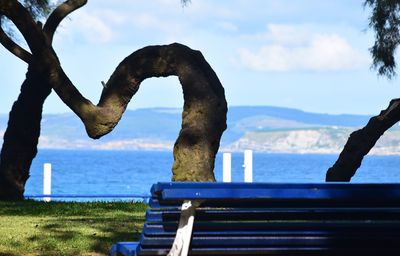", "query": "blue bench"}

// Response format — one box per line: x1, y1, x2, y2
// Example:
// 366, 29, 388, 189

110, 182, 400, 255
